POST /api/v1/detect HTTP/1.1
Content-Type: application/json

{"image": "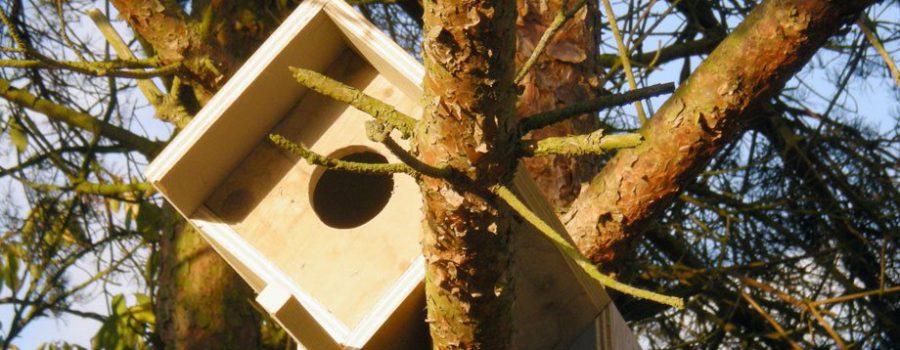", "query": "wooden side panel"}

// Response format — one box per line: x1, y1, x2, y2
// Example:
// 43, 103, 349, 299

508, 167, 612, 350
203, 49, 424, 331
147, 0, 341, 217
323, 0, 424, 101
595, 303, 642, 350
